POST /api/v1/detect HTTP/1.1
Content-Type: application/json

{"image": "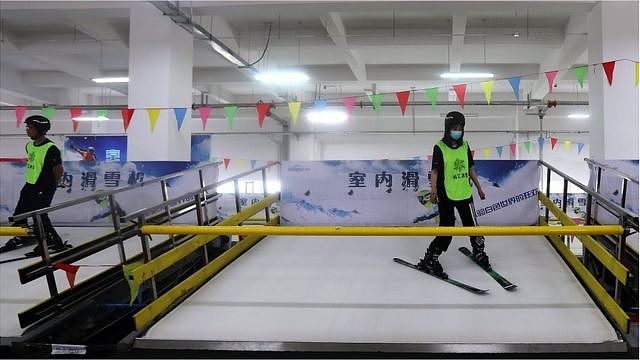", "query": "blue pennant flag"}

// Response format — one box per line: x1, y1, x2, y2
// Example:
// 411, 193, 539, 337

496, 146, 503, 158
173, 108, 187, 130
508, 76, 521, 100
577, 143, 584, 155
250, 160, 257, 169
538, 137, 545, 150
314, 99, 327, 110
